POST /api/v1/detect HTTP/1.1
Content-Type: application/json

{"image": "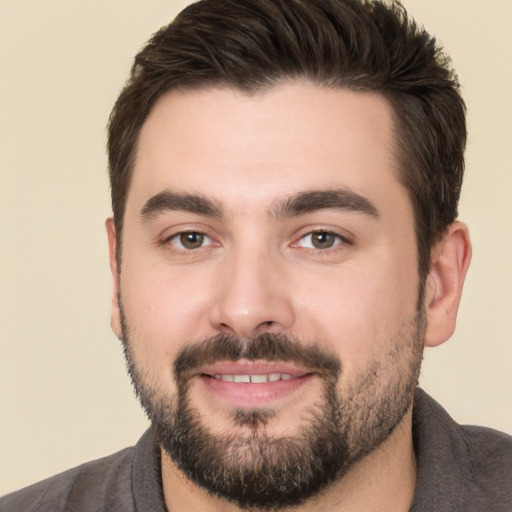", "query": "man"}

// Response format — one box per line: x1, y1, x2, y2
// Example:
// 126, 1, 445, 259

1, 0, 511, 510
